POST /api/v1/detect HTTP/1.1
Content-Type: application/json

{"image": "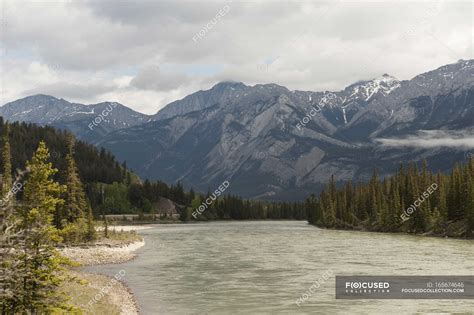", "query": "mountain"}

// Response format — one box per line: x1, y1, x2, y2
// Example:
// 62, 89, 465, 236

153, 81, 250, 121
92, 60, 473, 199
2, 60, 473, 200
0, 95, 152, 142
